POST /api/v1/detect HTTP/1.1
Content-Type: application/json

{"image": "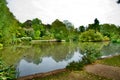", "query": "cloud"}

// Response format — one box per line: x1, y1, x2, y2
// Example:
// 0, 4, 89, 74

7, 0, 120, 27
